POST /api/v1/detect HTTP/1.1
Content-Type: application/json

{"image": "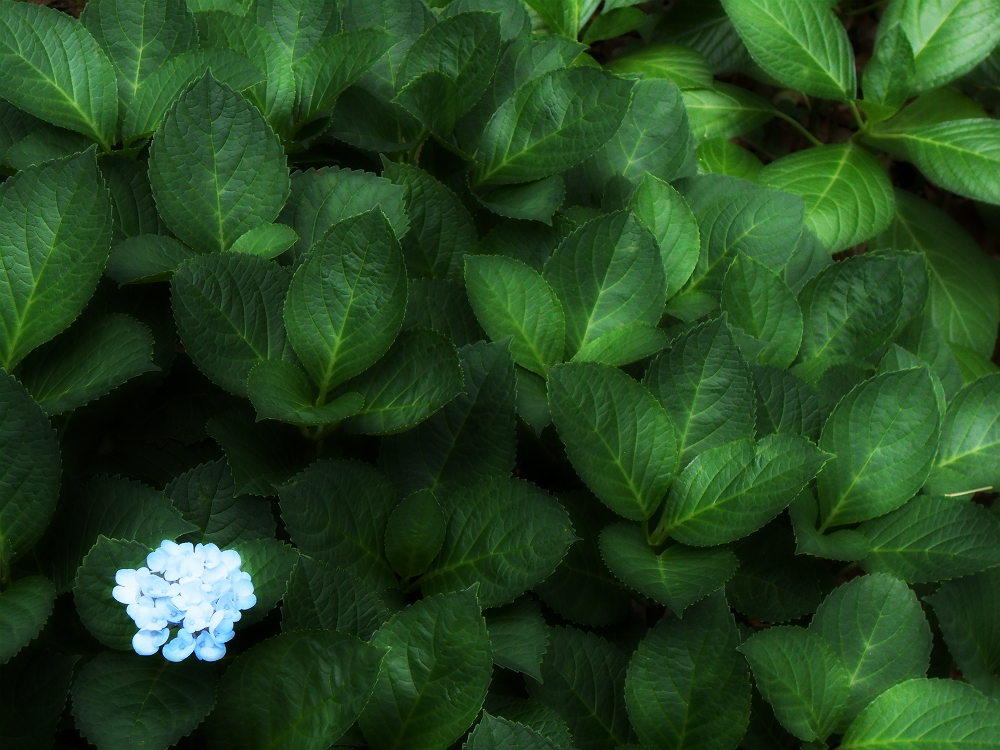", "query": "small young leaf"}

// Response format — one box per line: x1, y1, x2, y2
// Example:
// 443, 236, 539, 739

570, 323, 669, 367
228, 222, 298, 259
